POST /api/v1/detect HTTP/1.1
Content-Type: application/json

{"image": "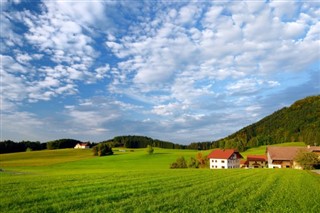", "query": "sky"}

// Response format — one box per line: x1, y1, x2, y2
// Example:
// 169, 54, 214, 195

1, 0, 319, 144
